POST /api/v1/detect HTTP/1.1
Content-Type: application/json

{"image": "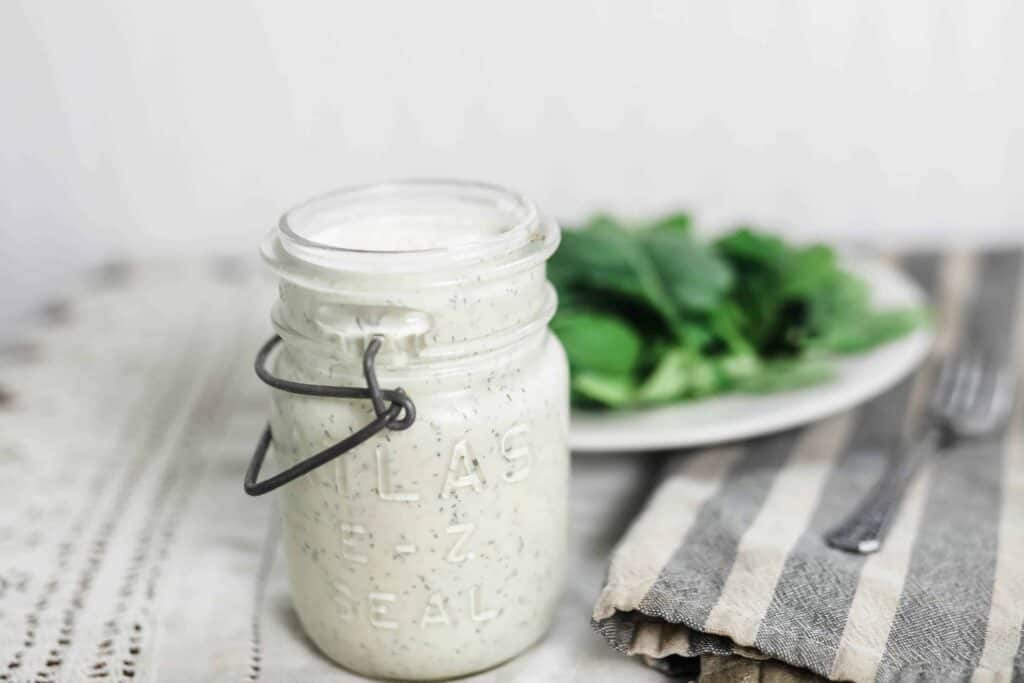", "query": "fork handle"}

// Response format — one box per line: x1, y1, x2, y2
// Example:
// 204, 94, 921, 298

826, 428, 941, 554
